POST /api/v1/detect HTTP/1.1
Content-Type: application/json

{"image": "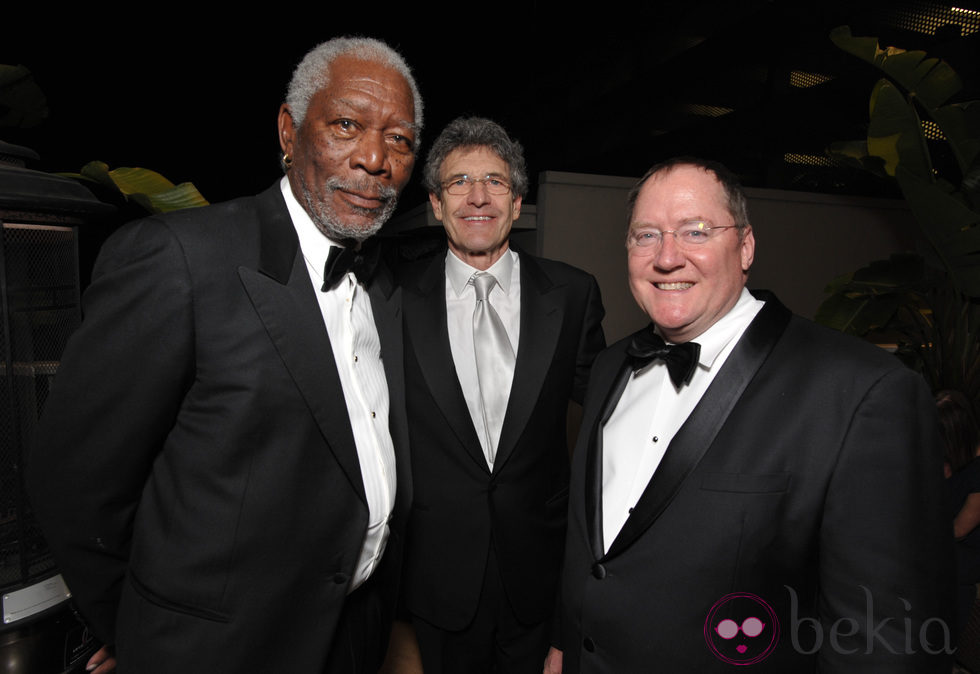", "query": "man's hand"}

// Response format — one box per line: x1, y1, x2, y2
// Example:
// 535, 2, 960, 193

543, 646, 563, 674
86, 645, 116, 673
